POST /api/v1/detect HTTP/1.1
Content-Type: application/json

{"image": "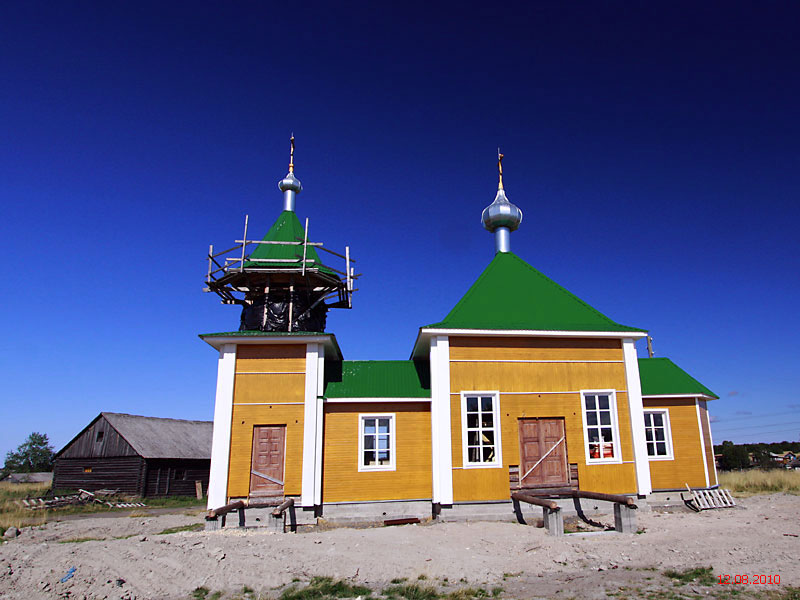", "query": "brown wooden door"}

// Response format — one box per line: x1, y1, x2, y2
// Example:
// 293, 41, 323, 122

249, 425, 286, 499
518, 418, 569, 488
